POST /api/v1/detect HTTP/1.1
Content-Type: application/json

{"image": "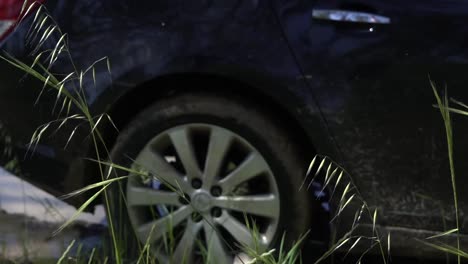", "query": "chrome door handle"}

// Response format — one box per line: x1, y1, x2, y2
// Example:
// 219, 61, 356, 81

312, 9, 391, 24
